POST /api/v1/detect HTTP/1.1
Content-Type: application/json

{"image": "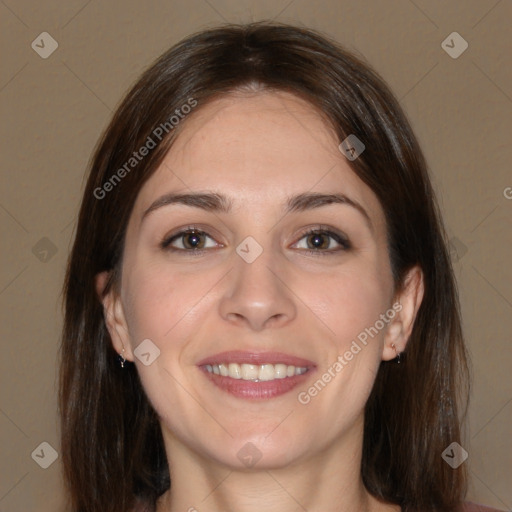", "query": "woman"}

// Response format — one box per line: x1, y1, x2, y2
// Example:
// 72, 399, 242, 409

59, 22, 501, 512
